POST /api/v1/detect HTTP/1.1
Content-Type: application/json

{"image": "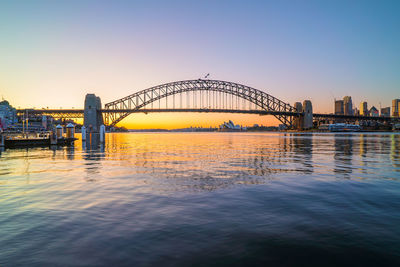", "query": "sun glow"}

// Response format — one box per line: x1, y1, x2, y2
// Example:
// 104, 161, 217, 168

119, 113, 280, 129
